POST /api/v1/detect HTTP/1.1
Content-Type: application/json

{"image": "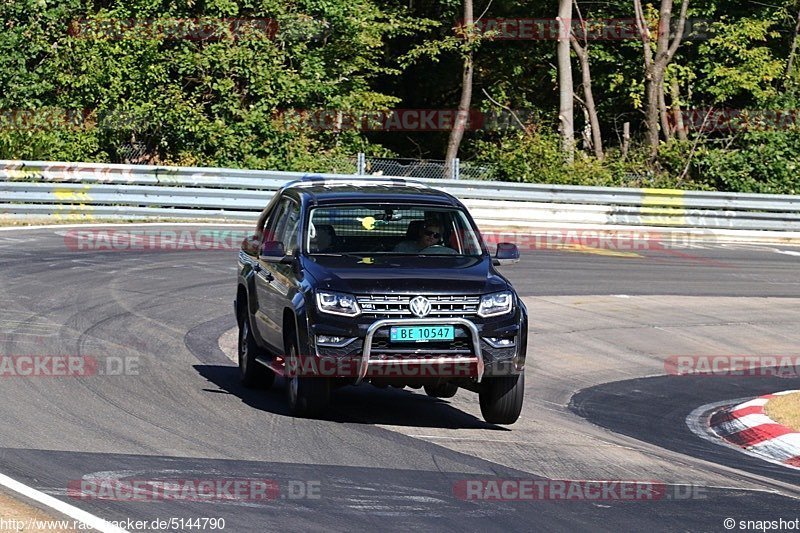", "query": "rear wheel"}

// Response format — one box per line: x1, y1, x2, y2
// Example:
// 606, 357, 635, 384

238, 317, 275, 390
423, 382, 458, 398
479, 373, 524, 425
285, 334, 330, 417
